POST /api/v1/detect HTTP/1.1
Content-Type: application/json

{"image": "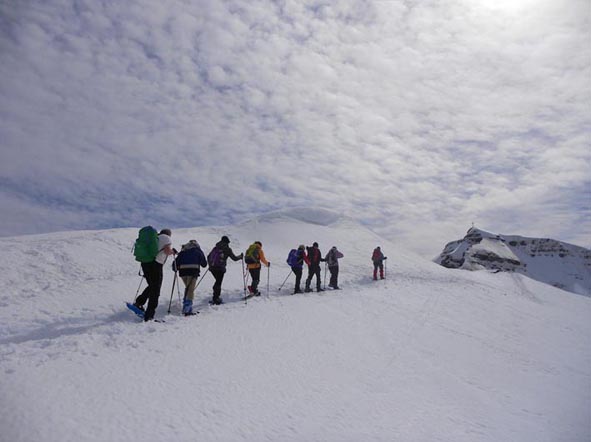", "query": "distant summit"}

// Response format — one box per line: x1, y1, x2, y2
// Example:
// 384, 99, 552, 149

435, 227, 591, 296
